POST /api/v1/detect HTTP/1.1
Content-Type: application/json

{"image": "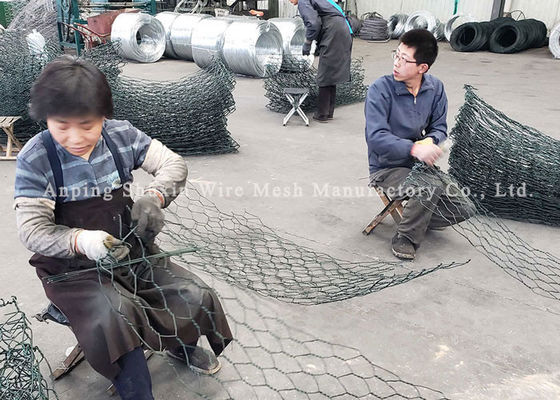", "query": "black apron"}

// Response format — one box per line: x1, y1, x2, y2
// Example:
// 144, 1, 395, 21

30, 131, 232, 379
316, 14, 353, 87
